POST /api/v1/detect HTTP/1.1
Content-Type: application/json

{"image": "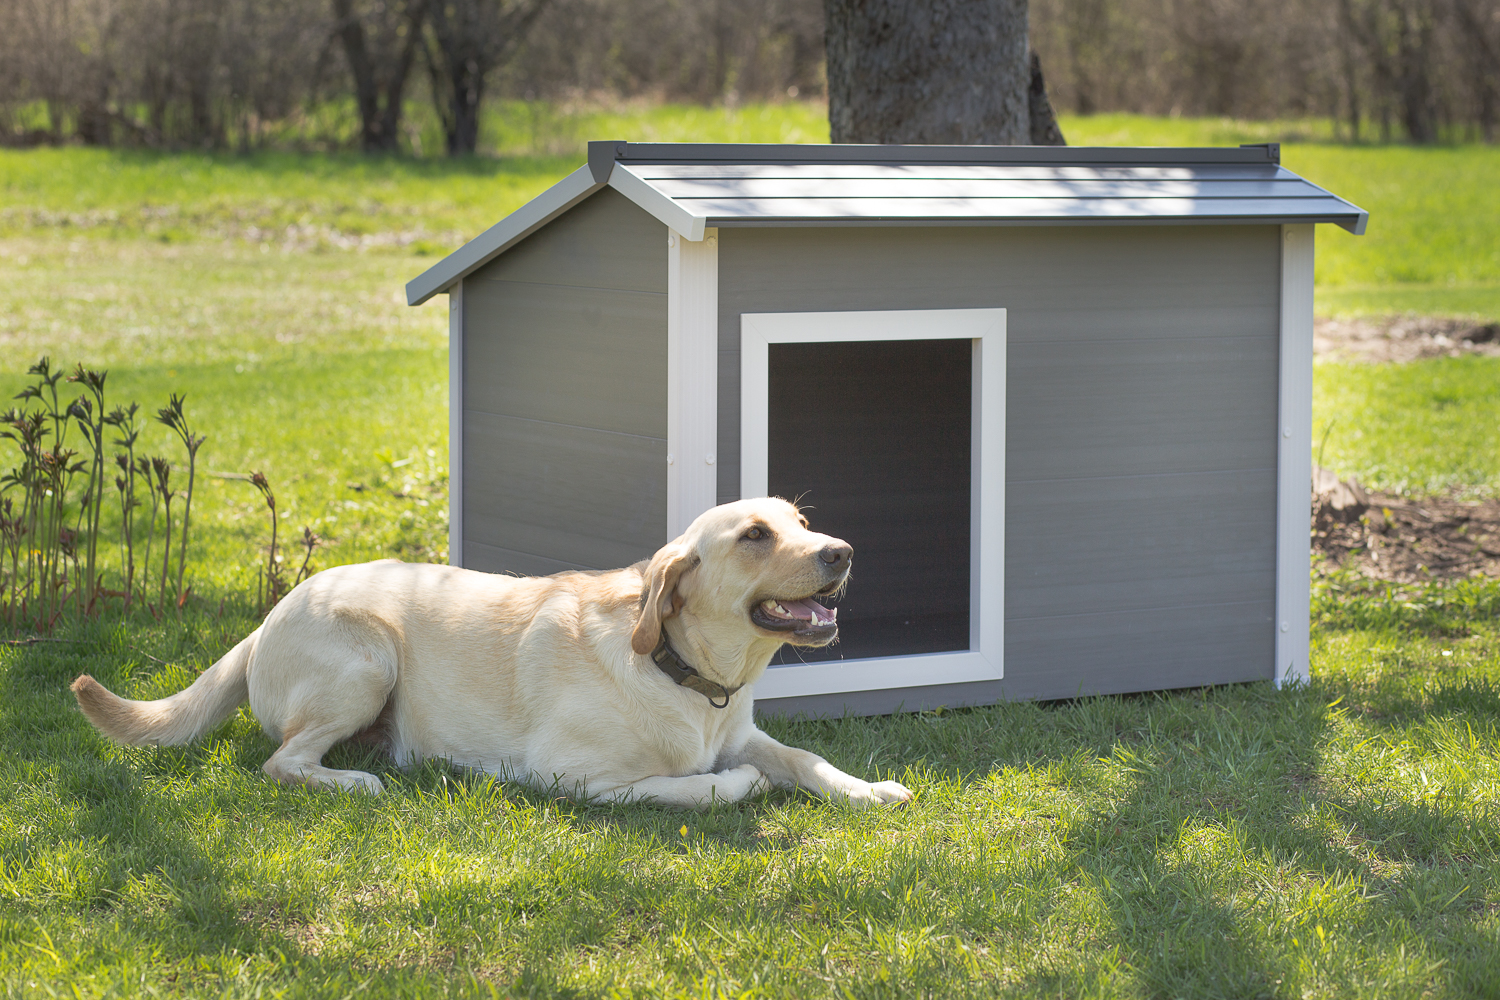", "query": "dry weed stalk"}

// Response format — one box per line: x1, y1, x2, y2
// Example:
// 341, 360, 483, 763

249, 471, 283, 612
106, 403, 142, 609
156, 394, 205, 608
150, 457, 175, 613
